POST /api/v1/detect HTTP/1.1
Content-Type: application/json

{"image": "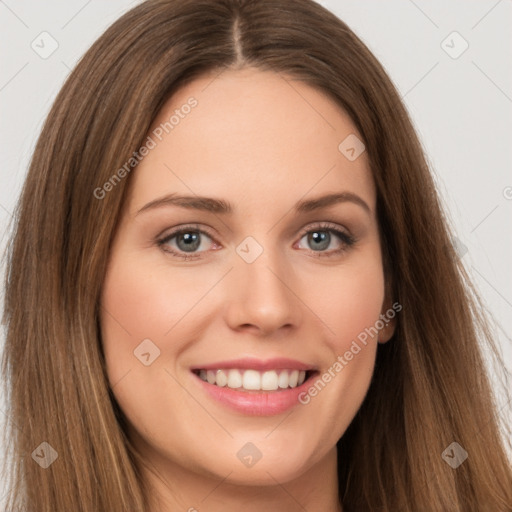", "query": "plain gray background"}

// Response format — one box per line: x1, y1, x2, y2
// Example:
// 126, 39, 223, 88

1, 0, 511, 503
